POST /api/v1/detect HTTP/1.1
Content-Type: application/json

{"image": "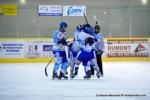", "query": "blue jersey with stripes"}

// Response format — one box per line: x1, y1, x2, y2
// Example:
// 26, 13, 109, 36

52, 29, 67, 51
